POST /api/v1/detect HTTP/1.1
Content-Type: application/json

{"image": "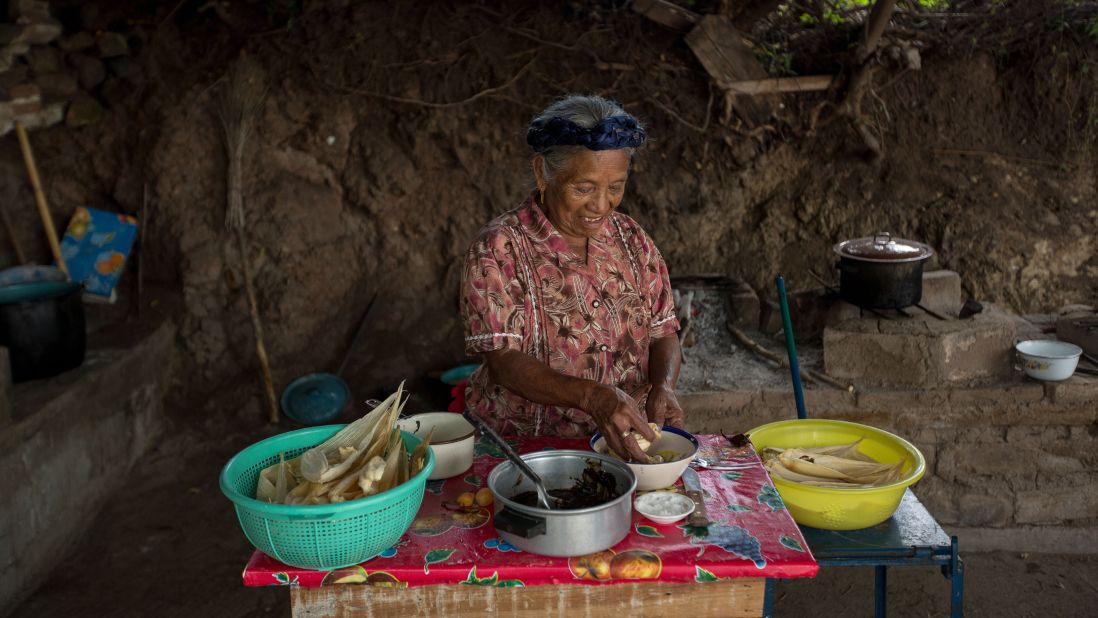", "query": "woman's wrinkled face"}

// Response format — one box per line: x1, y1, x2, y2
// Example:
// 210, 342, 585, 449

535, 149, 630, 243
